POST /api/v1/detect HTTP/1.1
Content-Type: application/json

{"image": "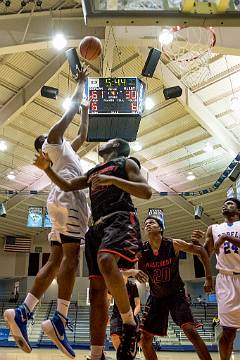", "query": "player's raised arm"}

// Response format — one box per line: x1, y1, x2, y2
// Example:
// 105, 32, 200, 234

71, 97, 90, 152
33, 151, 88, 191
47, 65, 89, 145
173, 238, 213, 293
88, 158, 152, 200
191, 226, 215, 258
